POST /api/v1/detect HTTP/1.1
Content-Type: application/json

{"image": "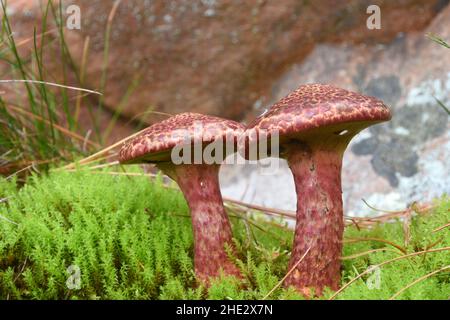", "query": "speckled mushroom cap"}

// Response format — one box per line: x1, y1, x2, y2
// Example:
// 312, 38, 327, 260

248, 83, 391, 139
119, 112, 245, 164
